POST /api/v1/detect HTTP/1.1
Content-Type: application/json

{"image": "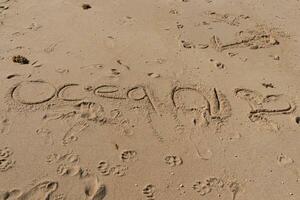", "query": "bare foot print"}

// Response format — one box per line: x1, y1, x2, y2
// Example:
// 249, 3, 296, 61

17, 180, 58, 200
84, 176, 106, 200
0, 189, 21, 200
0, 114, 11, 135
